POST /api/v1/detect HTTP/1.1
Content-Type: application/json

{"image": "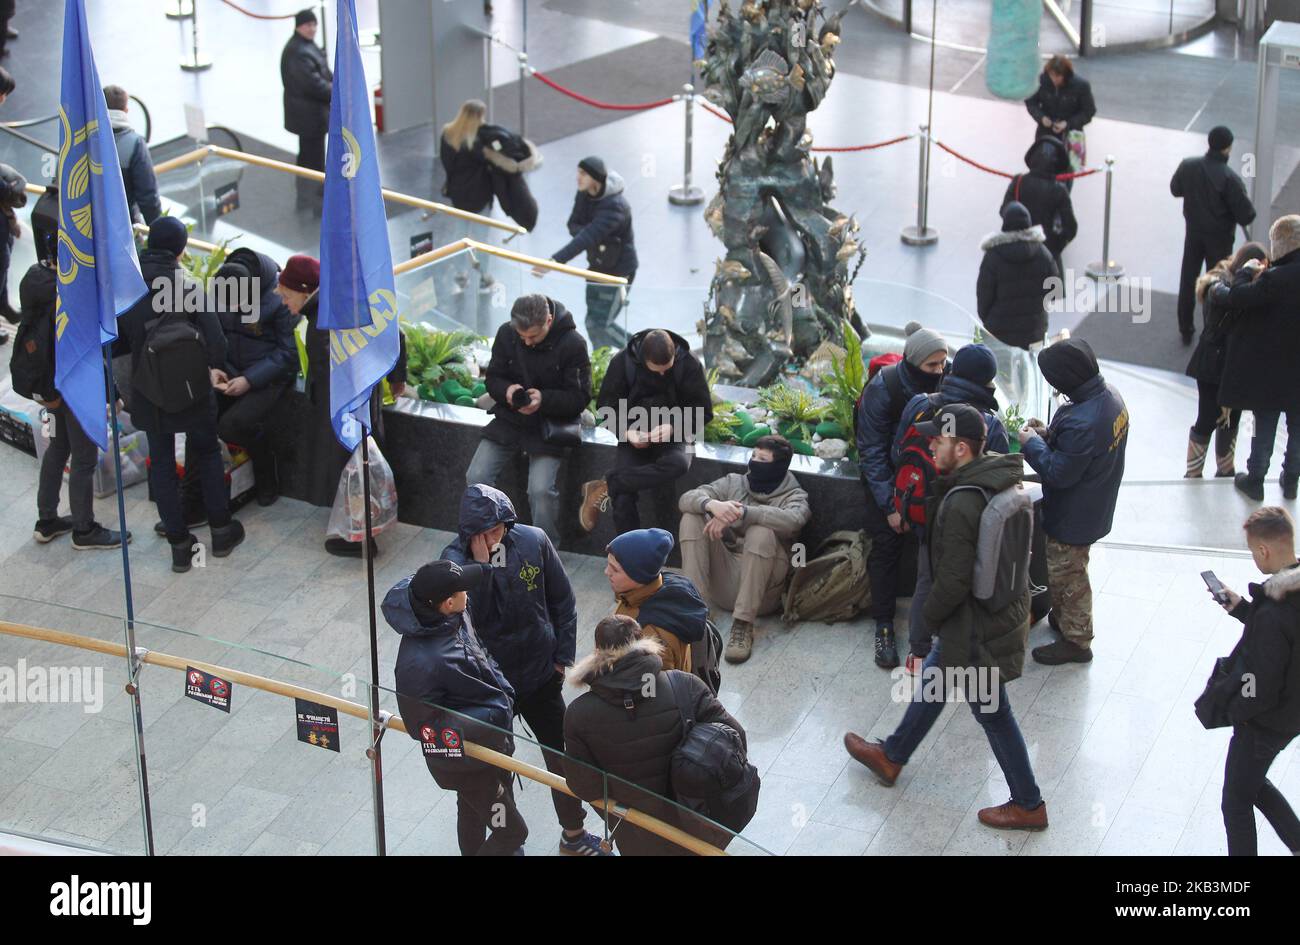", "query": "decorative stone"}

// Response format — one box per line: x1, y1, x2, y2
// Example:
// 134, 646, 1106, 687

581, 409, 596, 428
814, 438, 848, 460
